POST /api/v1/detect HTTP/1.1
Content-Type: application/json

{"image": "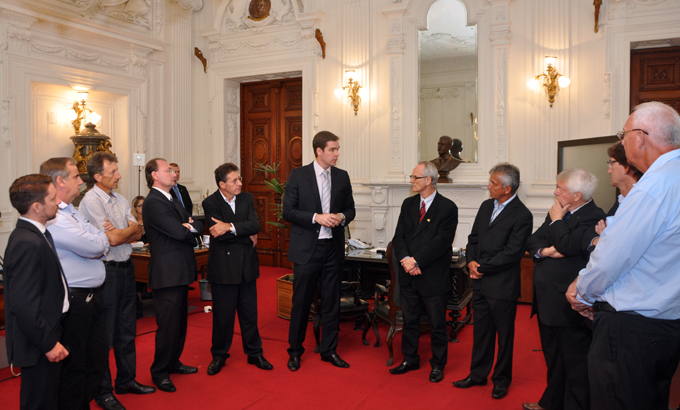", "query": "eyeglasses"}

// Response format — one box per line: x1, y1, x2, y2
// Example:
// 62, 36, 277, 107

157, 168, 176, 174
409, 175, 428, 181
616, 129, 648, 140
228, 176, 243, 184
606, 160, 618, 168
